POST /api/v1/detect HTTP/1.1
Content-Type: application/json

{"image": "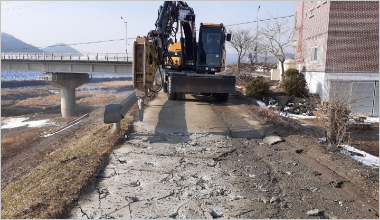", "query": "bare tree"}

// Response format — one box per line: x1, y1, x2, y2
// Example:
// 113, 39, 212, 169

227, 27, 255, 68
260, 15, 294, 81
